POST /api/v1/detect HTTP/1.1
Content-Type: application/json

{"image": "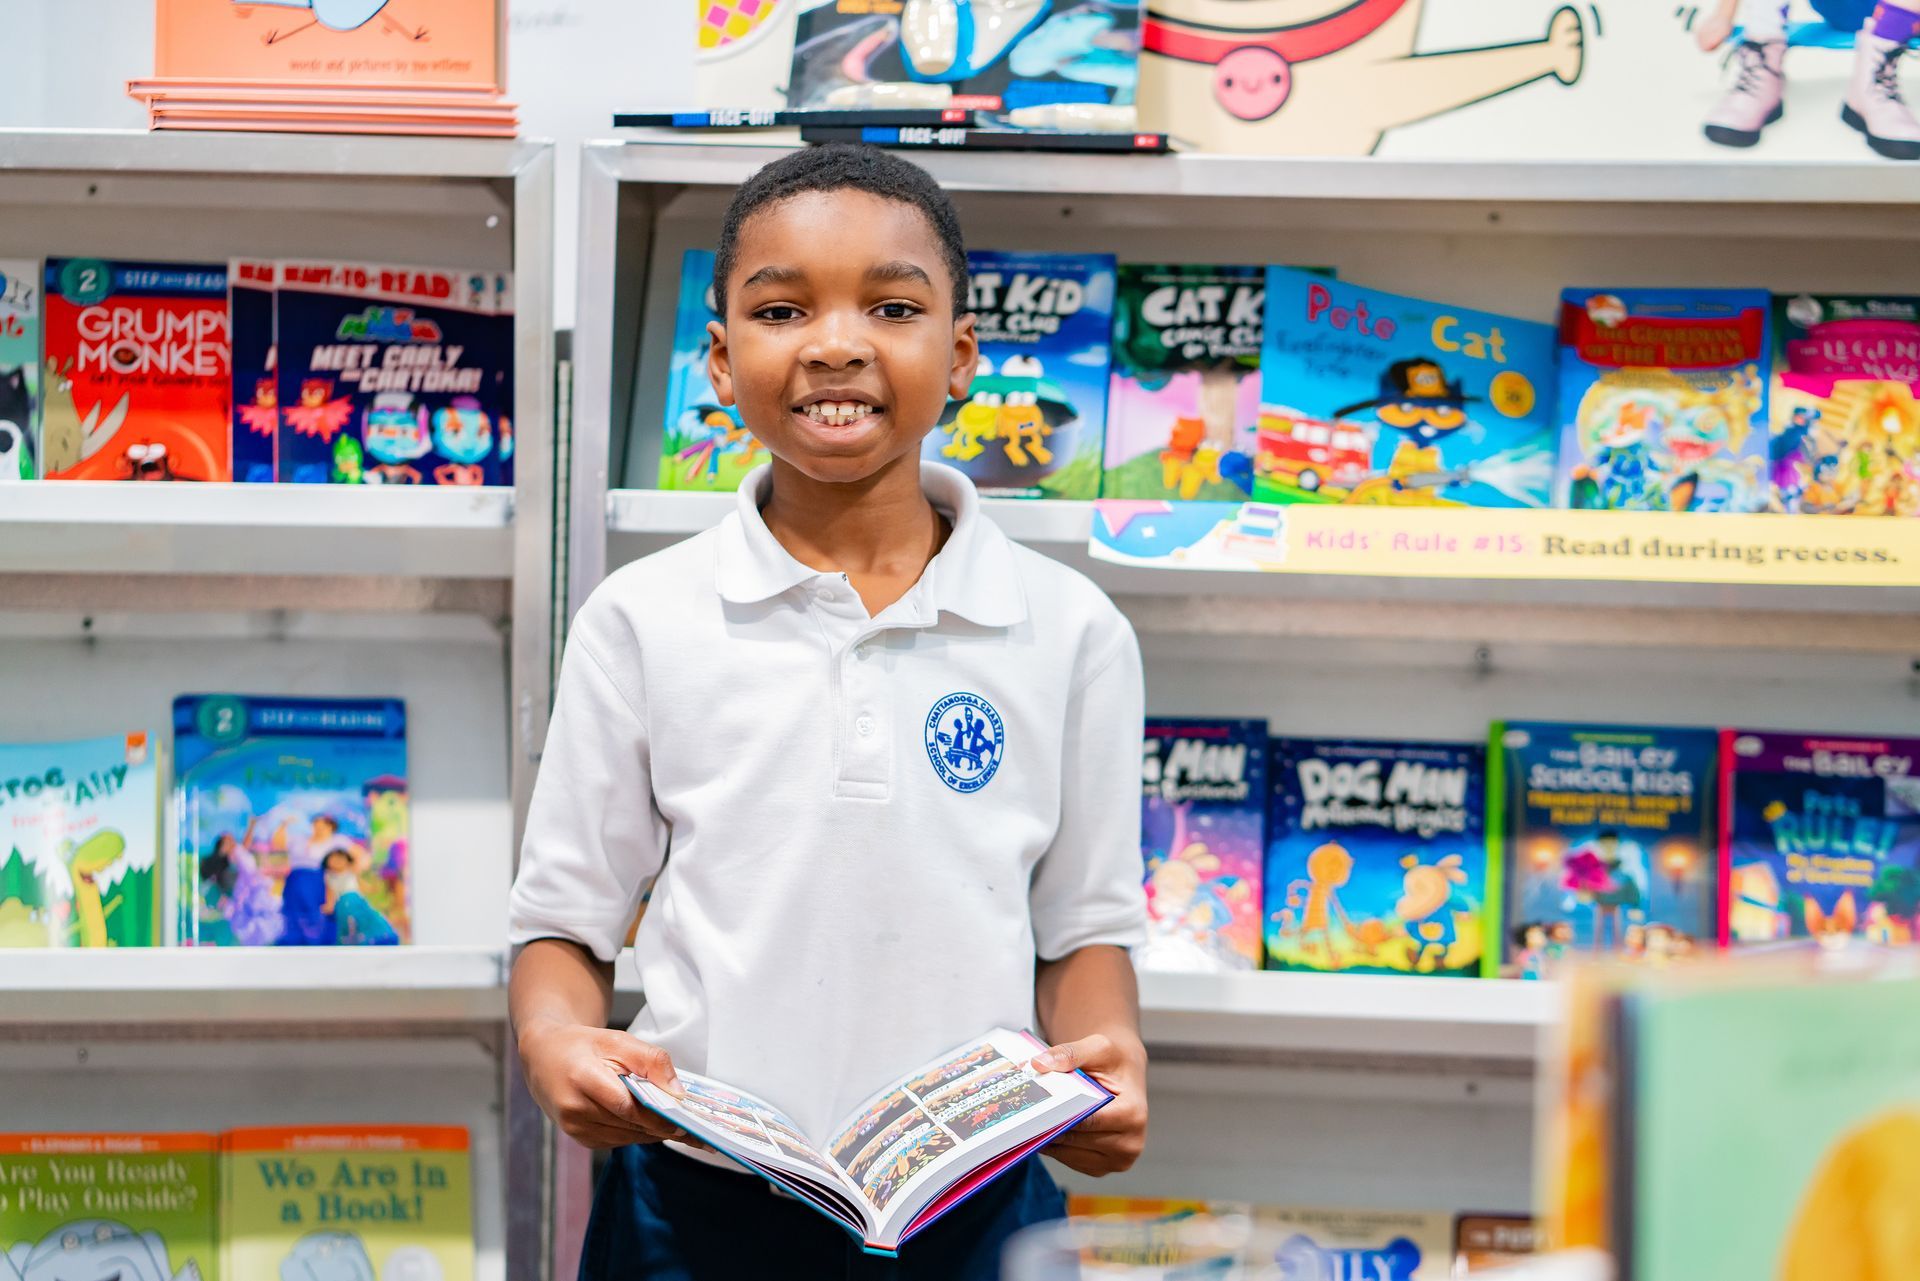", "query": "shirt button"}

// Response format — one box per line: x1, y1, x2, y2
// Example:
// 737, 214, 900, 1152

856, 716, 875, 737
